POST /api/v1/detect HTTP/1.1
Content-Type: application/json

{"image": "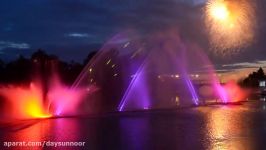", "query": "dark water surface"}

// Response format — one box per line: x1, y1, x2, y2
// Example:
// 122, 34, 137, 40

1, 101, 266, 150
